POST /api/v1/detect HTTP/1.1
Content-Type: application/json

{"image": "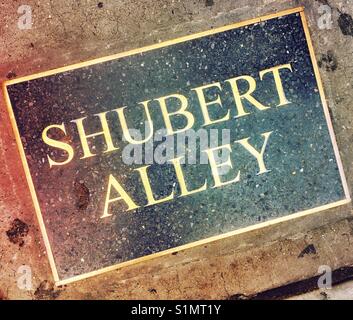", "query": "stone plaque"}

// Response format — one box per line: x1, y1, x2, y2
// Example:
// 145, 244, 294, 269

3, 7, 350, 285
